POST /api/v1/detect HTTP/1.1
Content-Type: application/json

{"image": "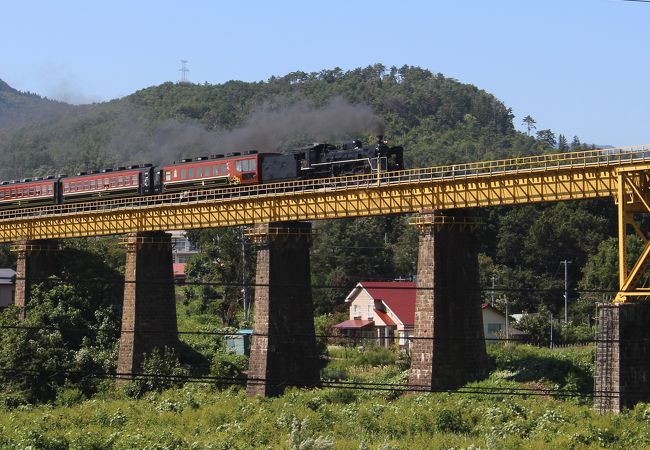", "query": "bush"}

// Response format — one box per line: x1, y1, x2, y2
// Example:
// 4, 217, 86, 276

123, 347, 189, 398
210, 353, 248, 389
354, 346, 397, 367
